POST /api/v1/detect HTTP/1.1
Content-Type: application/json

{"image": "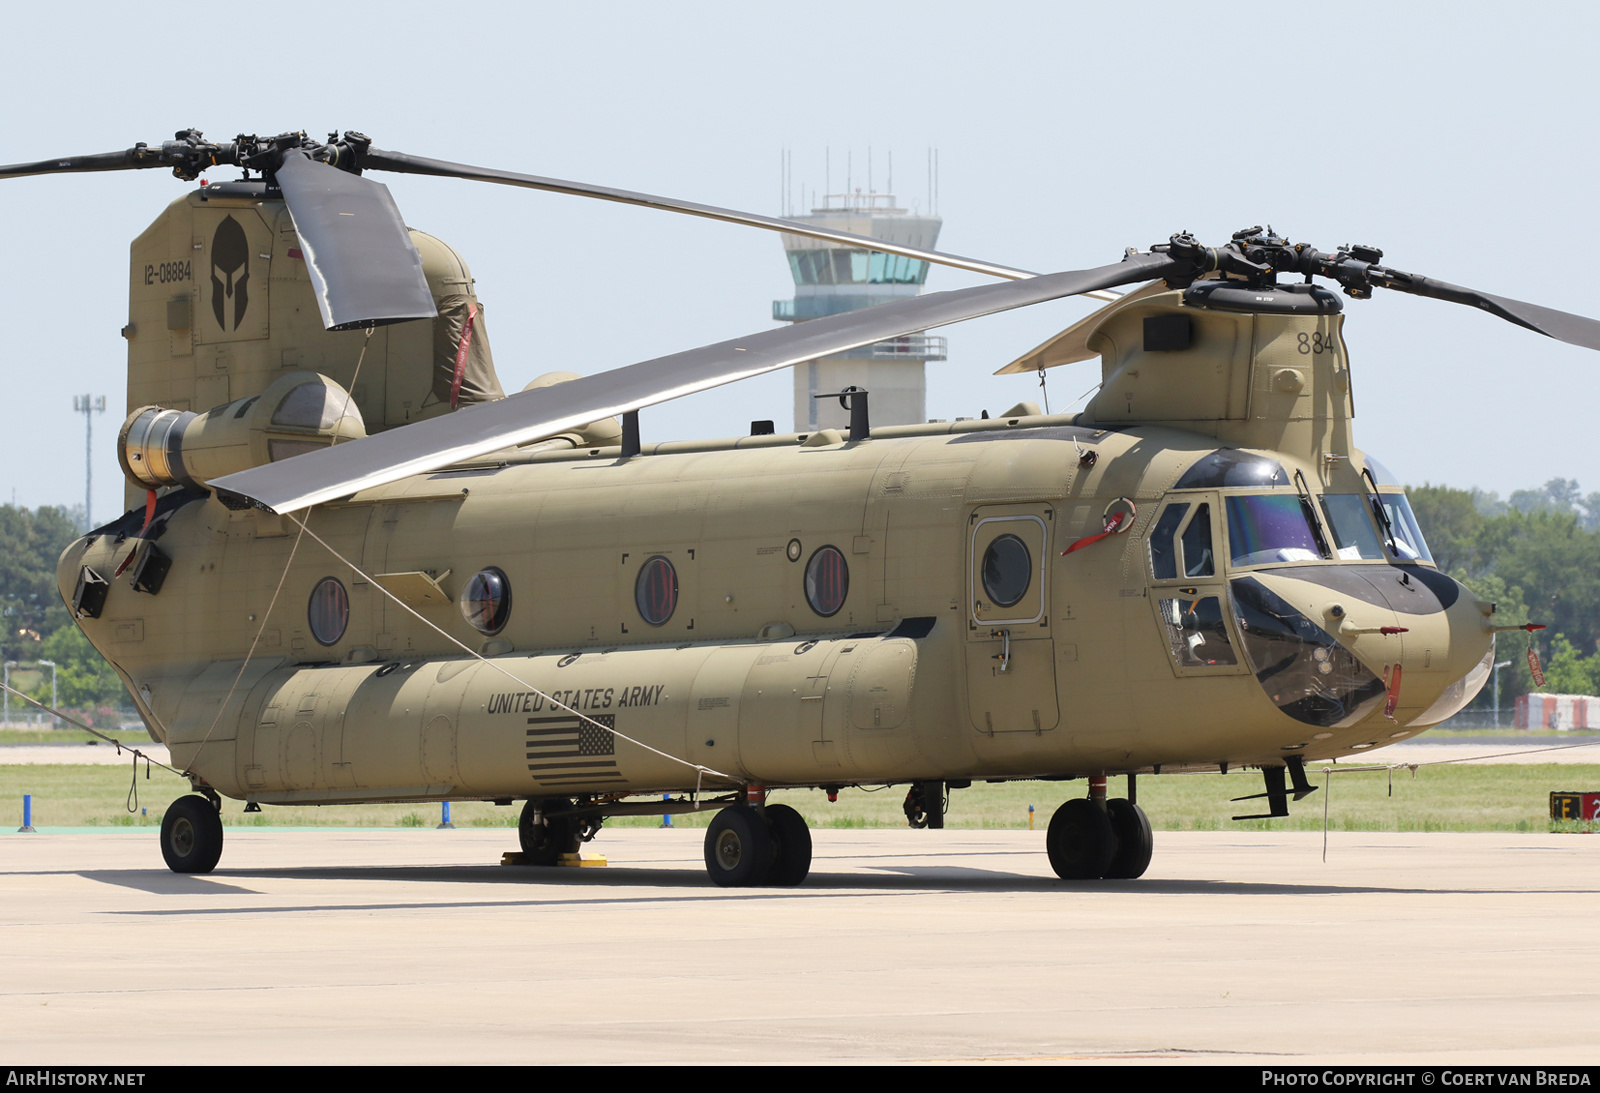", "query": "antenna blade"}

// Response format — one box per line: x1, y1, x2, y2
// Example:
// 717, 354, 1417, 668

211, 253, 1176, 514
274, 153, 437, 330
363, 147, 1038, 282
